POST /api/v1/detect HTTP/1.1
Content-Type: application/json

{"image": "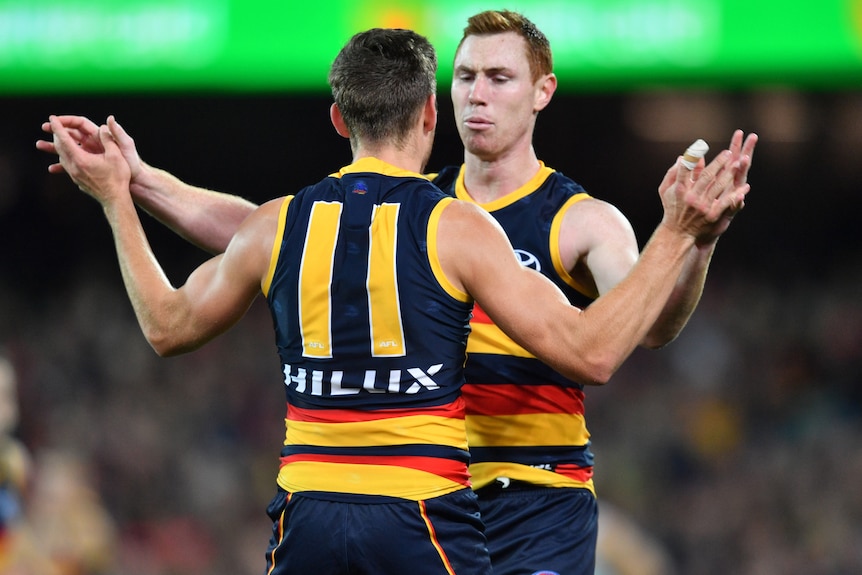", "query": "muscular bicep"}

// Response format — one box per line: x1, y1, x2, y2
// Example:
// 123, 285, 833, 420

560, 198, 640, 296
437, 201, 586, 374
162, 199, 281, 353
